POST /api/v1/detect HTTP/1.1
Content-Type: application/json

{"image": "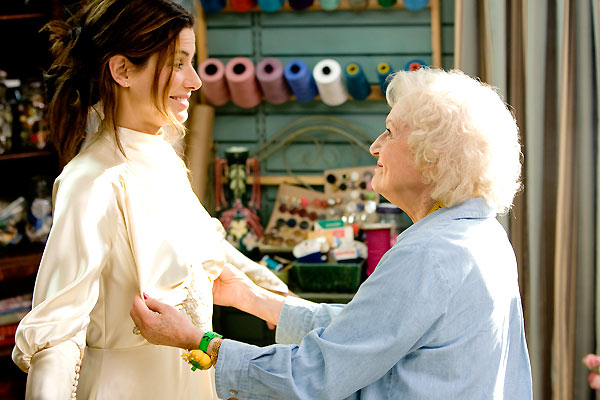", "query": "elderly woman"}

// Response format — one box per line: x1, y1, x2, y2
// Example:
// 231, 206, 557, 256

130, 69, 533, 399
